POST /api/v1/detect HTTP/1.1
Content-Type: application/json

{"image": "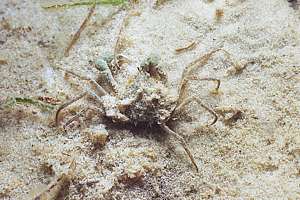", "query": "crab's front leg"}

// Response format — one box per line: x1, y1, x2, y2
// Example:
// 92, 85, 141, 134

55, 92, 87, 126
55, 88, 108, 128
55, 69, 109, 127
